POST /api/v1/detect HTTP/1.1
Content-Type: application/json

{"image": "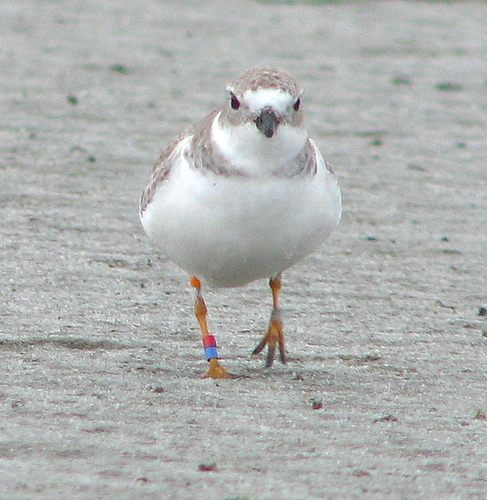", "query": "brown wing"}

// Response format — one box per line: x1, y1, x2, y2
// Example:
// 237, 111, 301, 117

139, 131, 189, 216
303, 139, 335, 176
286, 138, 318, 177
